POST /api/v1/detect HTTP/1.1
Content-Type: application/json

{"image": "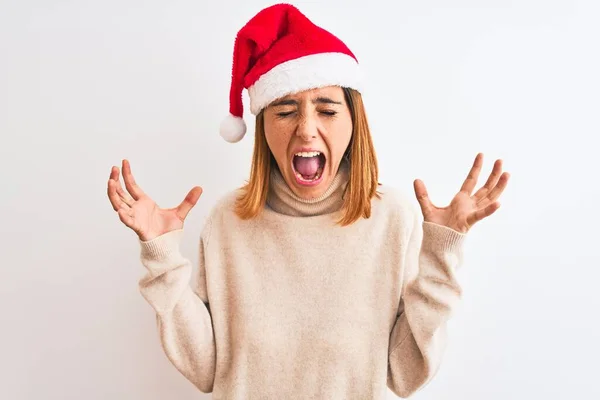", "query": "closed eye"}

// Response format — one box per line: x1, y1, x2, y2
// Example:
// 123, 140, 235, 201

276, 111, 295, 117
276, 110, 338, 118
